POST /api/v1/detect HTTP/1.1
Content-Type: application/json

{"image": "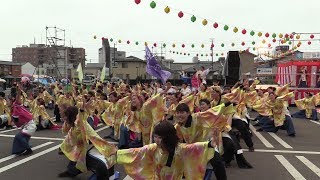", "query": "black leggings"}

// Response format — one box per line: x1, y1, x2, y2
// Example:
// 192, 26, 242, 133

232, 119, 253, 148
210, 151, 227, 180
